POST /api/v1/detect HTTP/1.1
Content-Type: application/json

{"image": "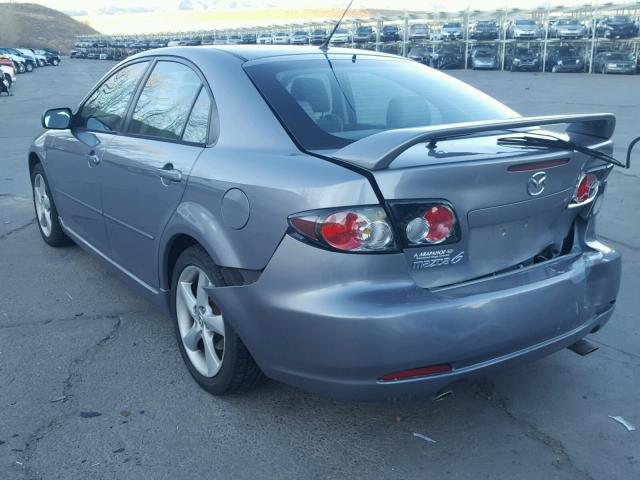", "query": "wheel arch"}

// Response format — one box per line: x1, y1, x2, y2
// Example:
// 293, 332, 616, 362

28, 151, 41, 177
